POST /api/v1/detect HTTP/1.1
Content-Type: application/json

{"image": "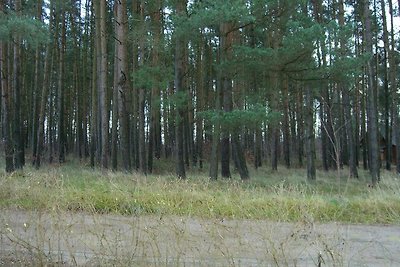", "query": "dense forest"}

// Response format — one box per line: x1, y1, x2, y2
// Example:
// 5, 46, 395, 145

0, 0, 399, 184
